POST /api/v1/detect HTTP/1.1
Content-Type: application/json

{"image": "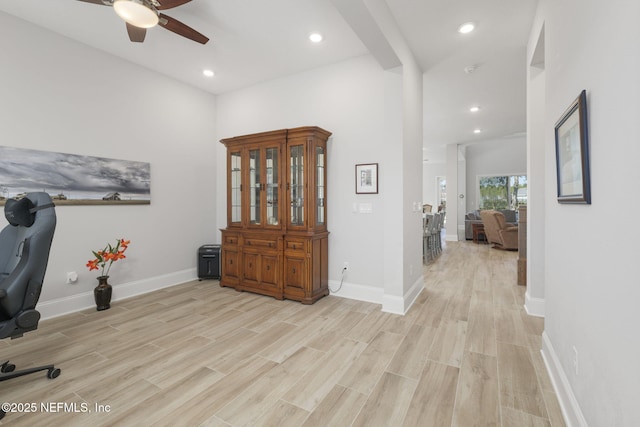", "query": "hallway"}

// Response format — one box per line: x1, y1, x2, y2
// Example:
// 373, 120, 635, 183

418, 240, 565, 425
